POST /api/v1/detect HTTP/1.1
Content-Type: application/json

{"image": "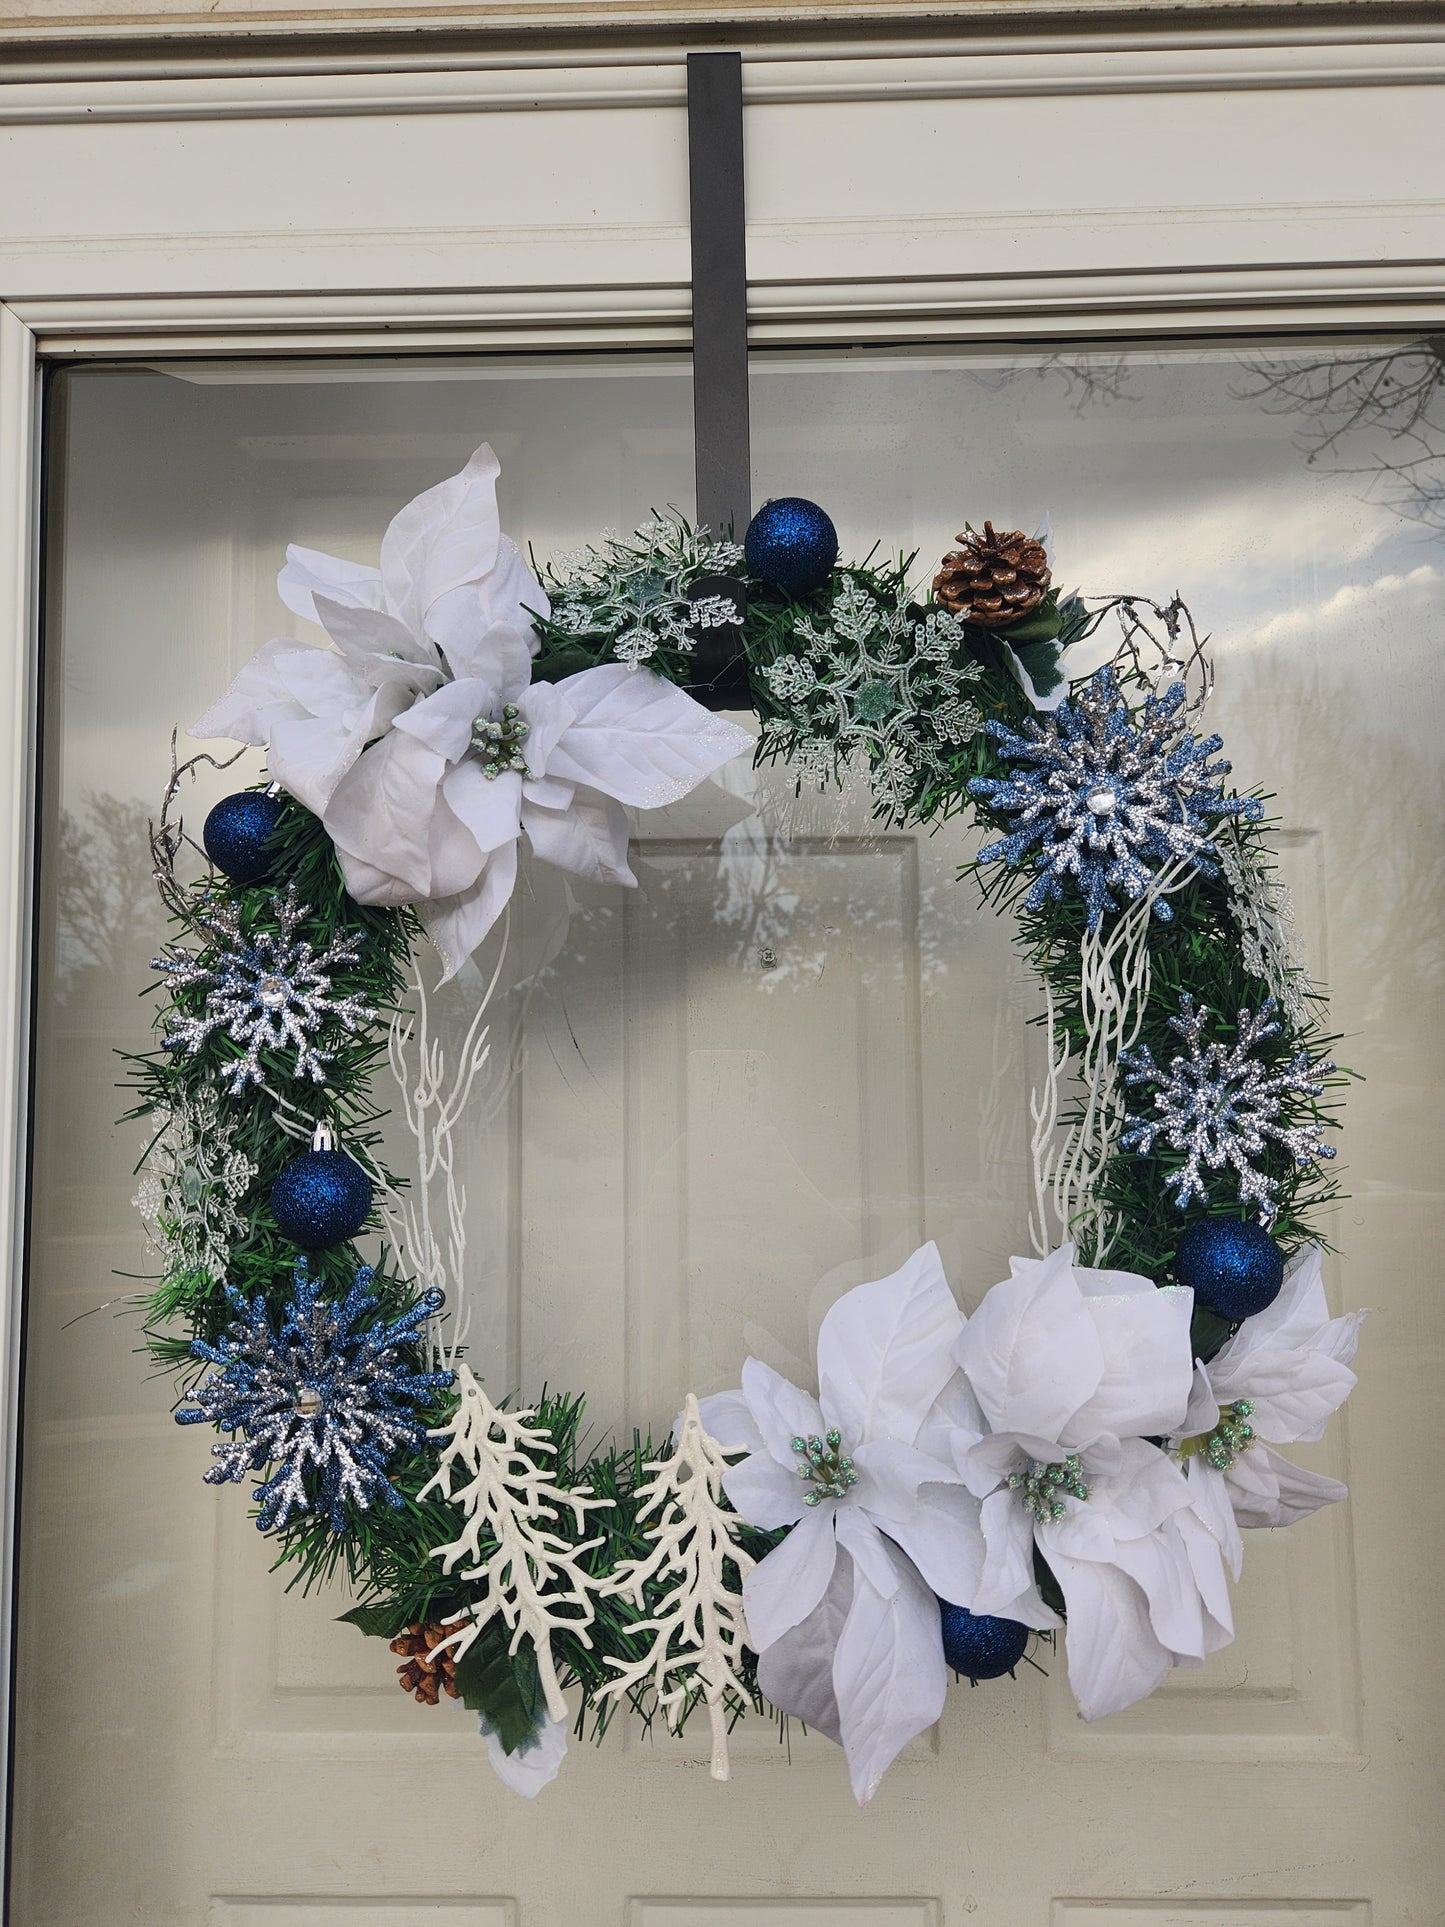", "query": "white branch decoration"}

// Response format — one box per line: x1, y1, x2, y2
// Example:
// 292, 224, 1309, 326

596, 1394, 755, 1783
1029, 855, 1194, 1264
374, 919, 512, 1369
420, 1364, 613, 1724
